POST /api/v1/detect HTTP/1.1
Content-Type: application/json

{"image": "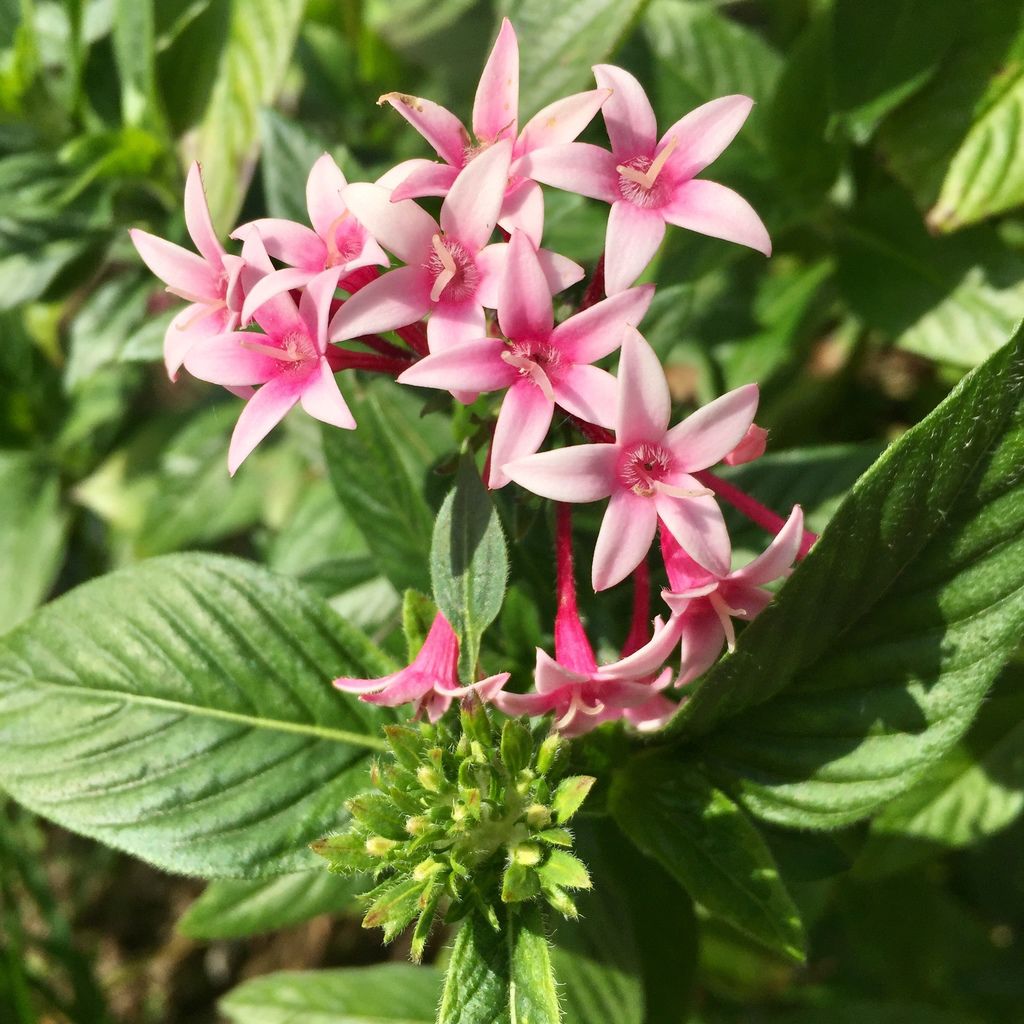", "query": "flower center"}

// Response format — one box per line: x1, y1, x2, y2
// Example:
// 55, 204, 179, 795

501, 341, 562, 400
616, 136, 679, 209
425, 234, 479, 303
619, 442, 674, 497
240, 330, 317, 369
325, 212, 364, 267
